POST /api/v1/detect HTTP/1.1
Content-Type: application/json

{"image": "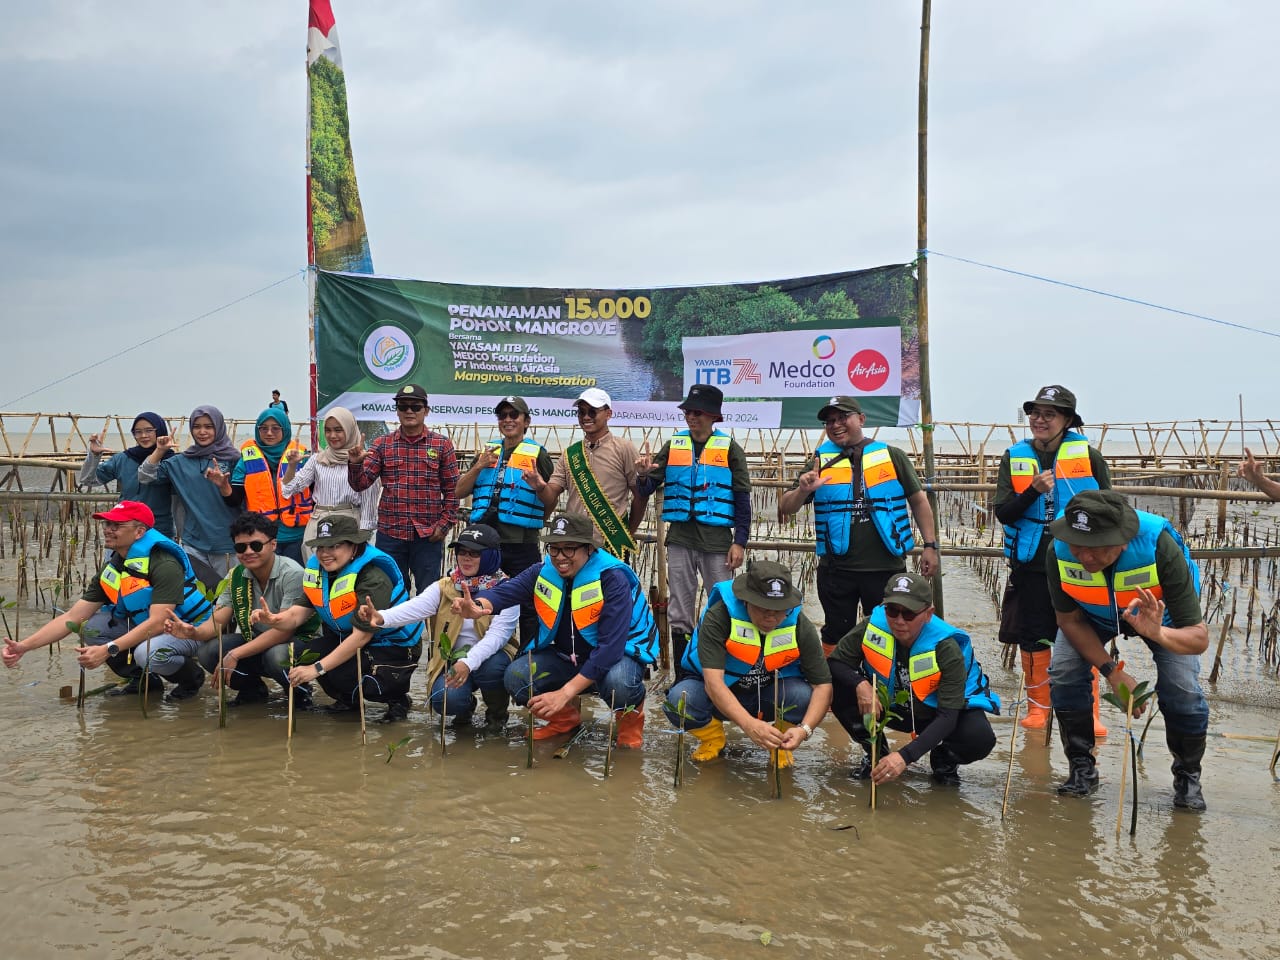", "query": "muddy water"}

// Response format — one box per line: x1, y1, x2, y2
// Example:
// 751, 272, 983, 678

2, 565, 1278, 960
